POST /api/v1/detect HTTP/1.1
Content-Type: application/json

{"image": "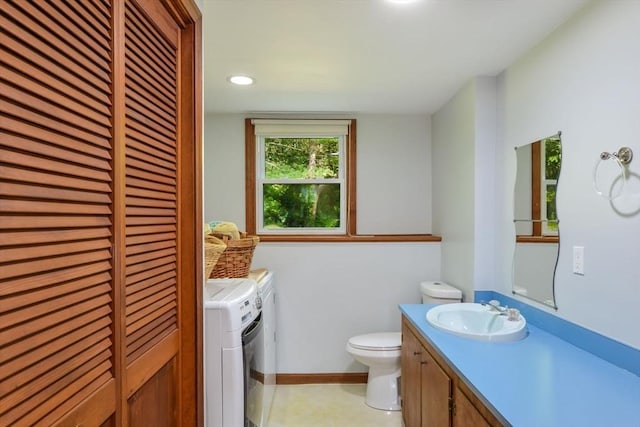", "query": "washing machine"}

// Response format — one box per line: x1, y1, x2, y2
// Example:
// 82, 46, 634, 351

204, 278, 262, 427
